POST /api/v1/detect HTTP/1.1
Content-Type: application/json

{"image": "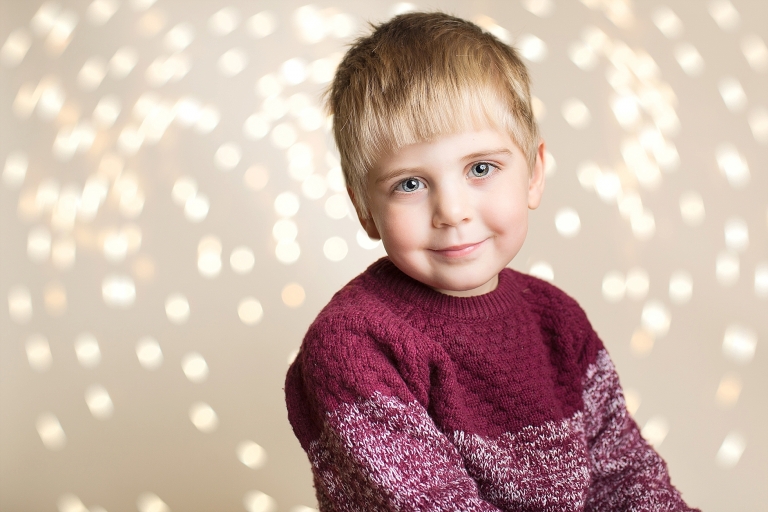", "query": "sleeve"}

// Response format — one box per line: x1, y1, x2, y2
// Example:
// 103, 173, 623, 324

581, 343, 700, 512
285, 318, 504, 512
